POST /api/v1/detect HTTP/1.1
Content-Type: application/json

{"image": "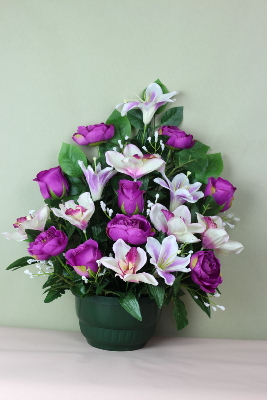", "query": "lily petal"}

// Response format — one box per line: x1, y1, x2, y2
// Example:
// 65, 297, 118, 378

149, 203, 169, 233
113, 238, 131, 262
